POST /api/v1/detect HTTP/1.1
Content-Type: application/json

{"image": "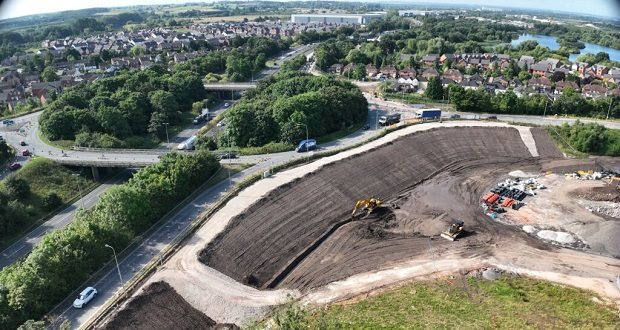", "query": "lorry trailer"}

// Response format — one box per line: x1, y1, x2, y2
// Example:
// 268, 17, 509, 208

415, 109, 441, 120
